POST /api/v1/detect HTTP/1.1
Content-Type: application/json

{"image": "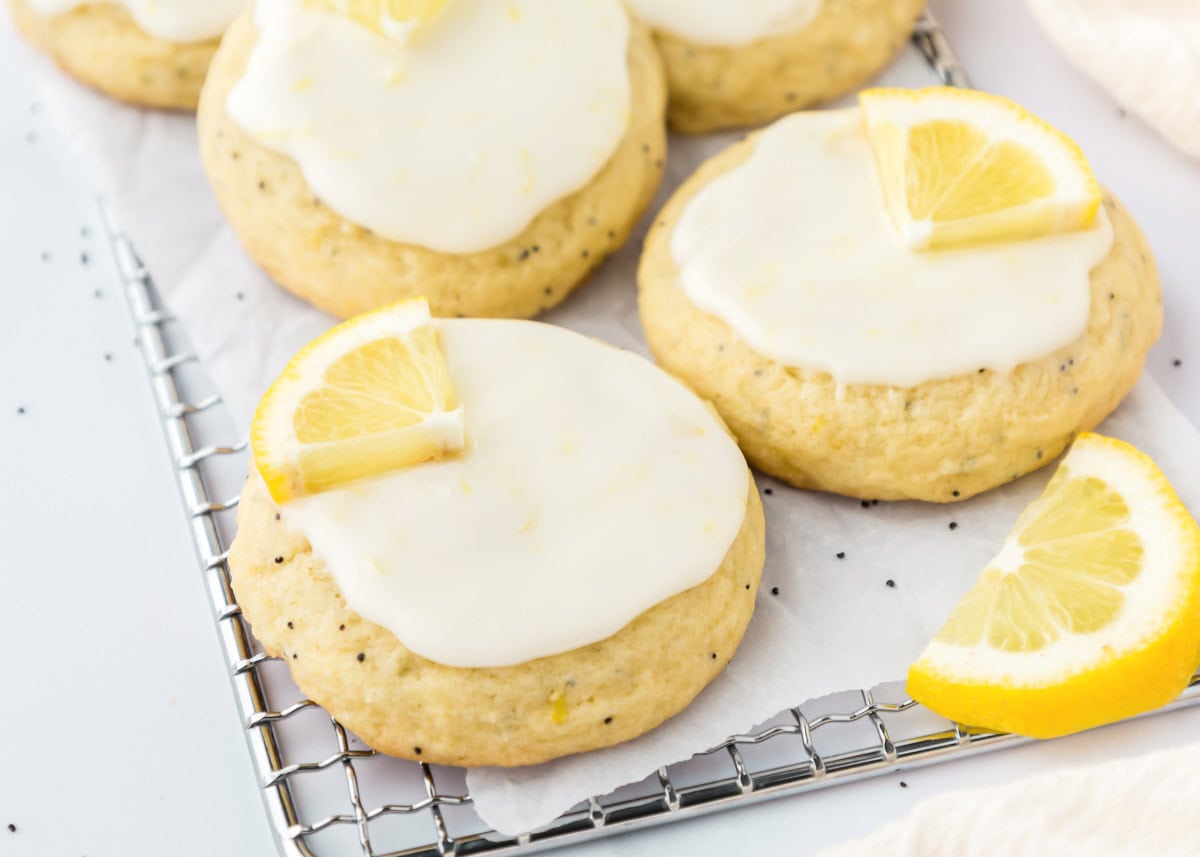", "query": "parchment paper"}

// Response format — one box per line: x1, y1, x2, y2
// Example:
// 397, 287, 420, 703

13, 20, 1200, 834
